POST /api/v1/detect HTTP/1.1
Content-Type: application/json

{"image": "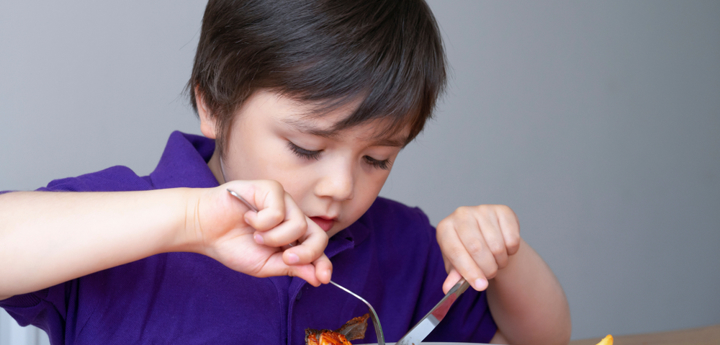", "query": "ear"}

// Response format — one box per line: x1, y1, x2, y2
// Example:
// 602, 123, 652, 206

195, 86, 218, 139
